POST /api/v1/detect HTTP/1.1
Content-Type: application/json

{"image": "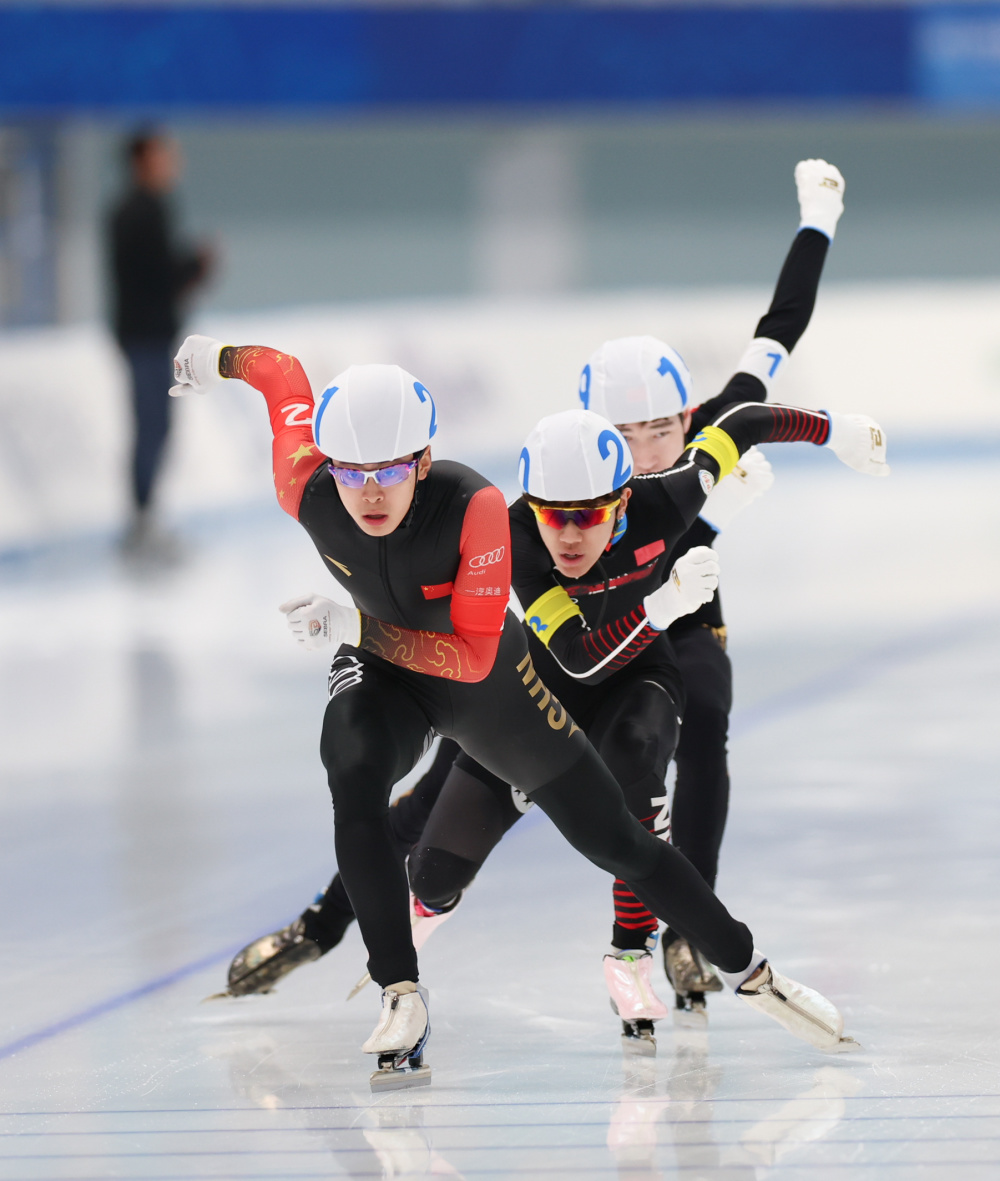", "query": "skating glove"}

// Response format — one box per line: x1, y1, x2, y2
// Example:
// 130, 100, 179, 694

824, 411, 890, 477
699, 447, 774, 533
279, 594, 362, 652
795, 158, 845, 241
169, 335, 227, 397
643, 546, 720, 631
